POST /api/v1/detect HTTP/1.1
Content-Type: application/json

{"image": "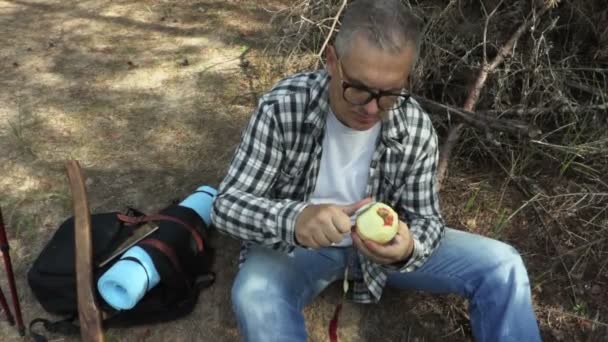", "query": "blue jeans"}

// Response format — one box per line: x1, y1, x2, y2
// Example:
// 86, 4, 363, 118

232, 228, 541, 341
